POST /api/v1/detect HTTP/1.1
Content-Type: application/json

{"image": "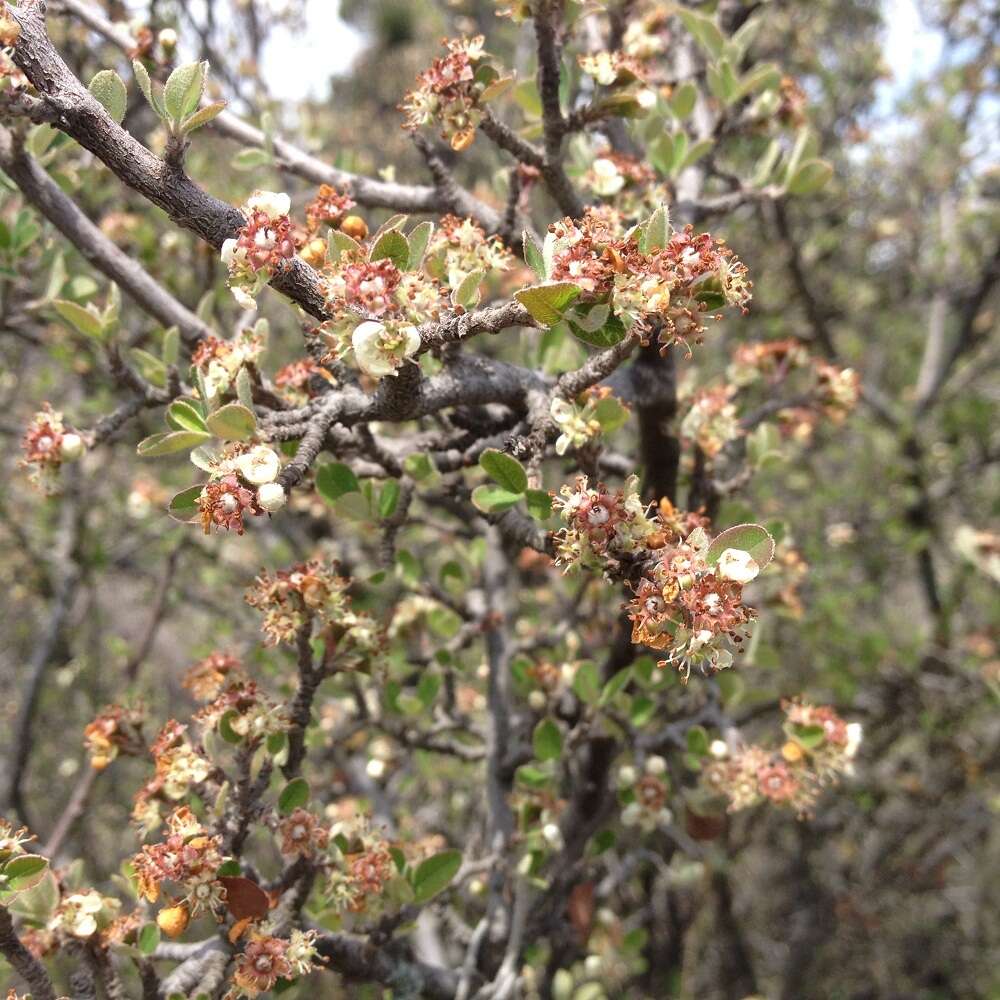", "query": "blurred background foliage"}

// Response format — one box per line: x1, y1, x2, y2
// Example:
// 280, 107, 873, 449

0, 0, 997, 997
